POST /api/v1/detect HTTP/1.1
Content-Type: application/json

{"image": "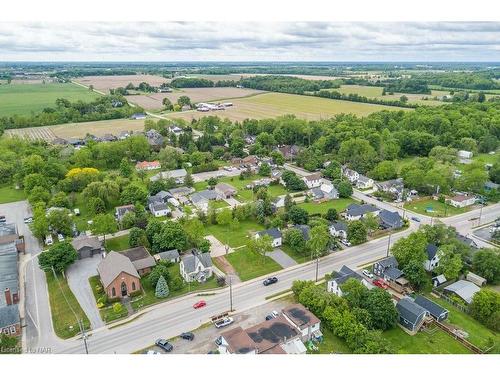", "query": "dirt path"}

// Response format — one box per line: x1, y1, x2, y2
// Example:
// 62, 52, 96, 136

213, 256, 241, 284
